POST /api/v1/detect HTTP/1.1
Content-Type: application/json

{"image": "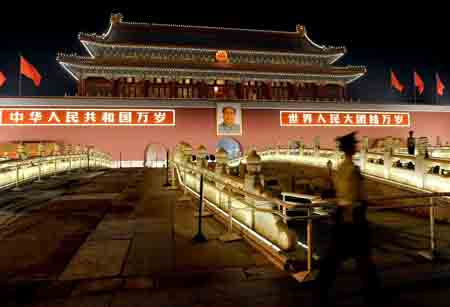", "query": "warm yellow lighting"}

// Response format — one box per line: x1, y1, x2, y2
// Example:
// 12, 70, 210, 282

215, 50, 229, 63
